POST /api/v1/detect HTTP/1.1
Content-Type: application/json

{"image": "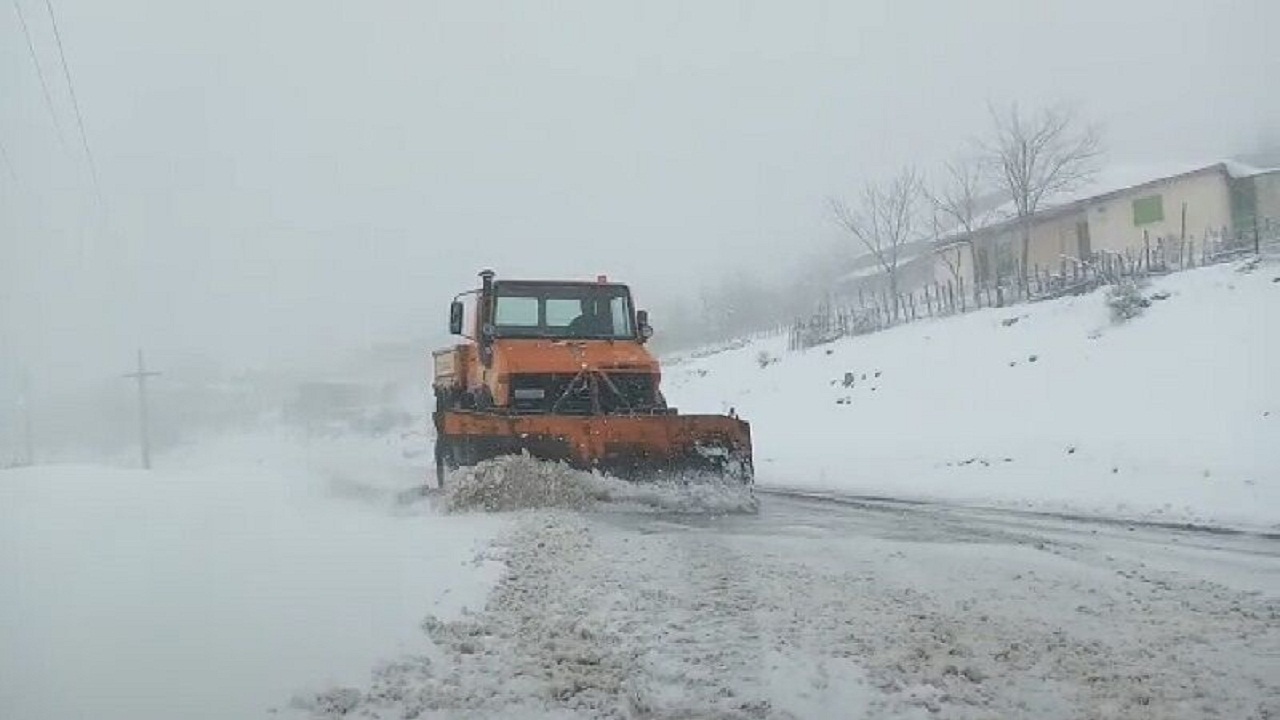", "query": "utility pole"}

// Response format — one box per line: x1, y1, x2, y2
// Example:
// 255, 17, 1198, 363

13, 368, 34, 466
123, 349, 161, 470
19, 372, 34, 466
